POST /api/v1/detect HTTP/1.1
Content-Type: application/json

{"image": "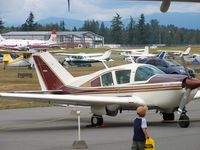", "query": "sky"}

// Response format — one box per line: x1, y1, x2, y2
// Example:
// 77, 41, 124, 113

1, 0, 200, 25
